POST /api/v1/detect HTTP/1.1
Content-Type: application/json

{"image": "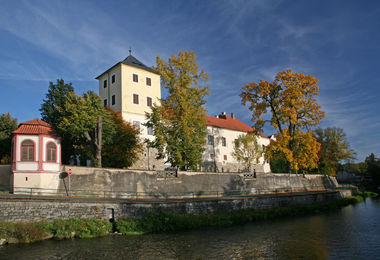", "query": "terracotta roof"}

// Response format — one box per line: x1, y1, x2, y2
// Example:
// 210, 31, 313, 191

12, 119, 58, 136
206, 114, 268, 138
